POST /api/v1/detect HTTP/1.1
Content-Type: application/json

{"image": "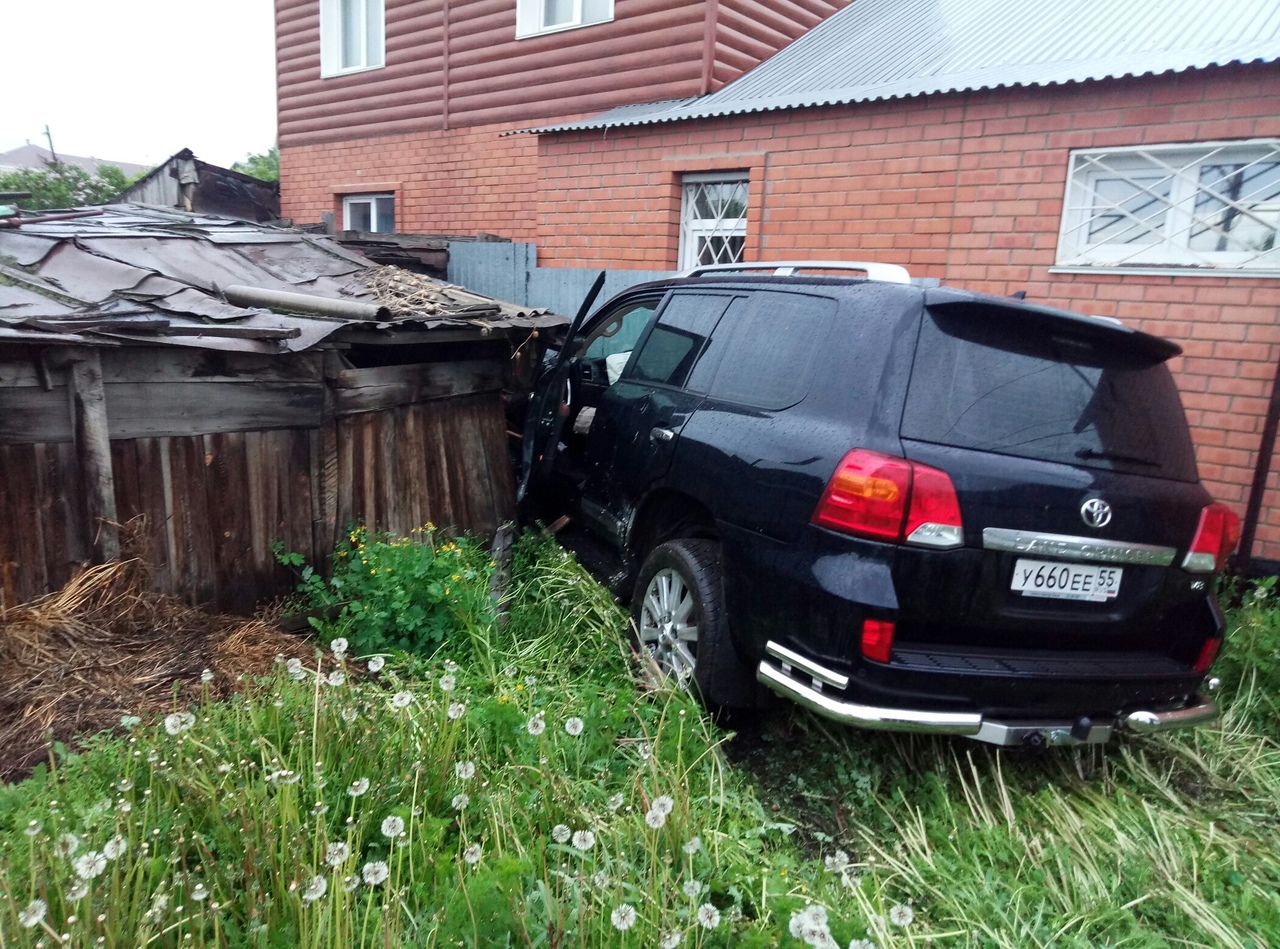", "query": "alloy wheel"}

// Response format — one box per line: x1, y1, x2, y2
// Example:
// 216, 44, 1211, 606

638, 567, 699, 683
